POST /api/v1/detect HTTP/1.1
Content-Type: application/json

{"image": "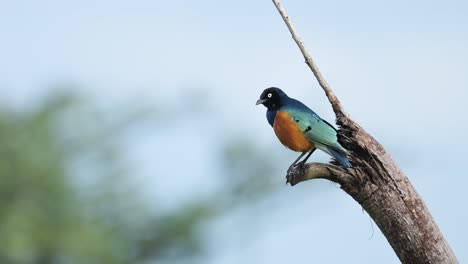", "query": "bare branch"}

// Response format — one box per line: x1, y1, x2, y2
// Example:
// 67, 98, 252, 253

272, 0, 348, 121
286, 162, 354, 186
270, 0, 458, 262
